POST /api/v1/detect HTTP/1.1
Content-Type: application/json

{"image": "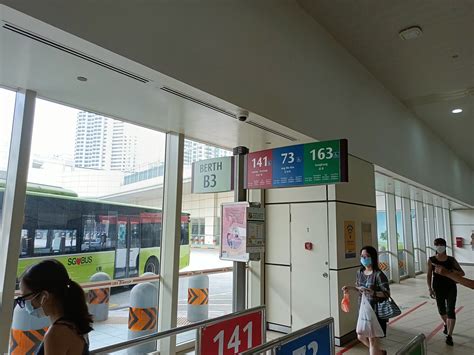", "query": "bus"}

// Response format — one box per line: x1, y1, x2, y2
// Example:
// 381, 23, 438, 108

0, 181, 190, 284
